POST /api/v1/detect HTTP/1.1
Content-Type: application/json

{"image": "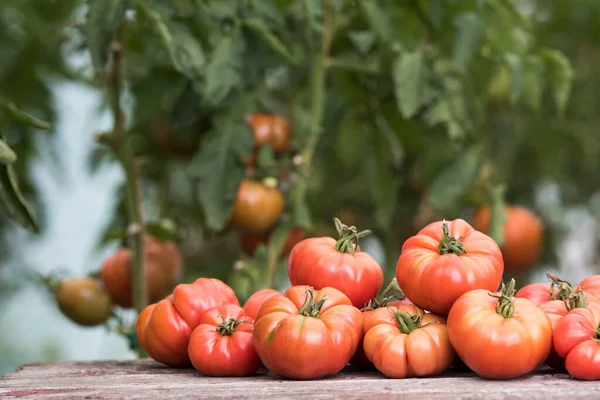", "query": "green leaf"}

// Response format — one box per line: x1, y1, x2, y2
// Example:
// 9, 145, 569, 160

393, 50, 428, 119
541, 49, 574, 117
453, 12, 484, 73
255, 143, 275, 169
486, 184, 507, 248
85, 0, 126, 72
291, 178, 312, 229
0, 138, 17, 165
348, 31, 377, 55
504, 54, 525, 106
426, 145, 482, 213
522, 57, 545, 111
243, 18, 296, 64
358, 0, 394, 45
303, 0, 323, 33
188, 111, 254, 231
368, 132, 399, 231
145, 219, 182, 242
0, 101, 51, 130
374, 114, 404, 167
0, 162, 39, 233
335, 113, 368, 169
202, 29, 245, 107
